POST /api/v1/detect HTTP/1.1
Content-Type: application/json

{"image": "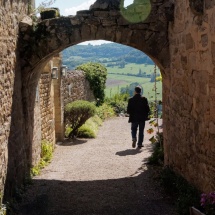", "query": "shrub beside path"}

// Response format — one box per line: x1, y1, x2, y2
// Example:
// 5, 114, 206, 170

16, 117, 177, 215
